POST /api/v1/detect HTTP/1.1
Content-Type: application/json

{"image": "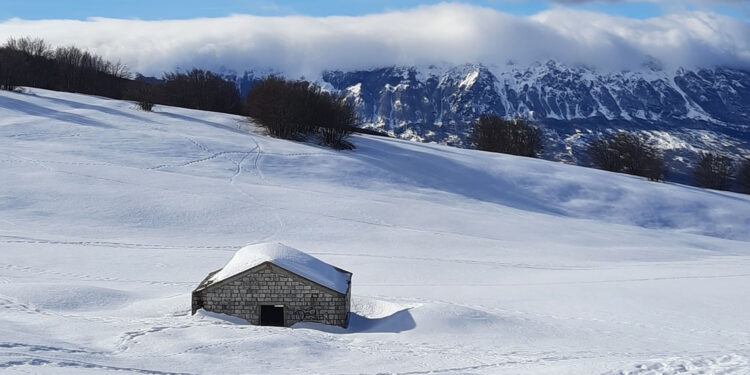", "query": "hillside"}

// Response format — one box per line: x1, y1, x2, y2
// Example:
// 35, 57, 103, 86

229, 62, 750, 182
1, 88, 750, 374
